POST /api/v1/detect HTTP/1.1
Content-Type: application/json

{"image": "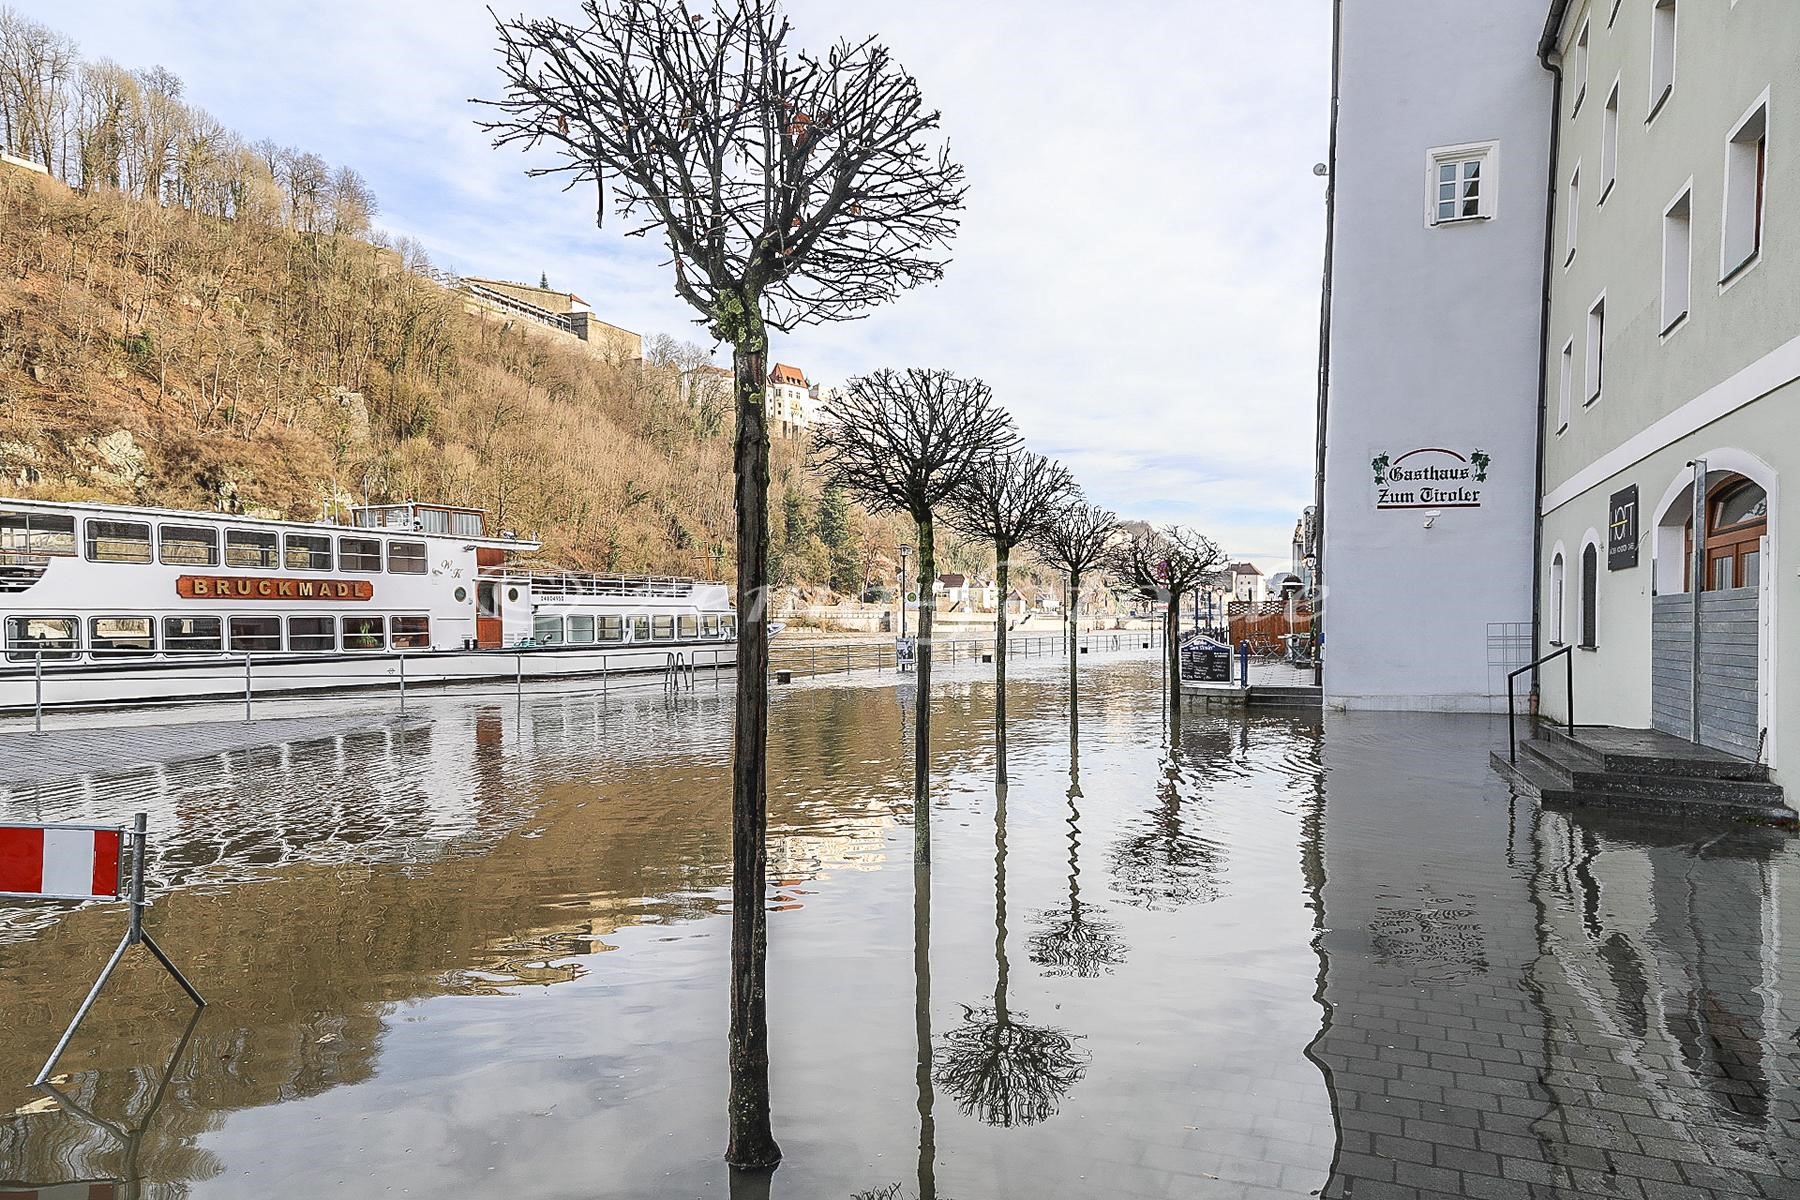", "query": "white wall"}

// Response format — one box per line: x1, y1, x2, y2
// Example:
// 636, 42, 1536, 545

1321, 0, 1551, 711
